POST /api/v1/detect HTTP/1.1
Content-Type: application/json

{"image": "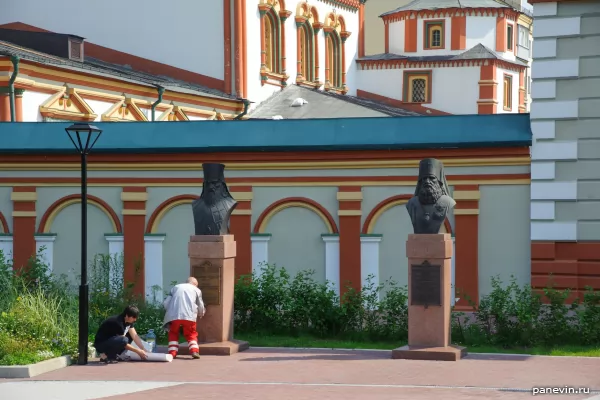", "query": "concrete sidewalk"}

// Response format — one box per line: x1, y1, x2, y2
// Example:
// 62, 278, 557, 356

1, 348, 599, 400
